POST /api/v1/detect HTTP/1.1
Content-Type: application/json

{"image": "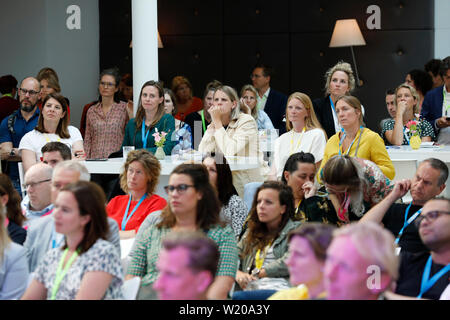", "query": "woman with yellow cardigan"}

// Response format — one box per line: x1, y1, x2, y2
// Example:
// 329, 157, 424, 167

318, 95, 395, 181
